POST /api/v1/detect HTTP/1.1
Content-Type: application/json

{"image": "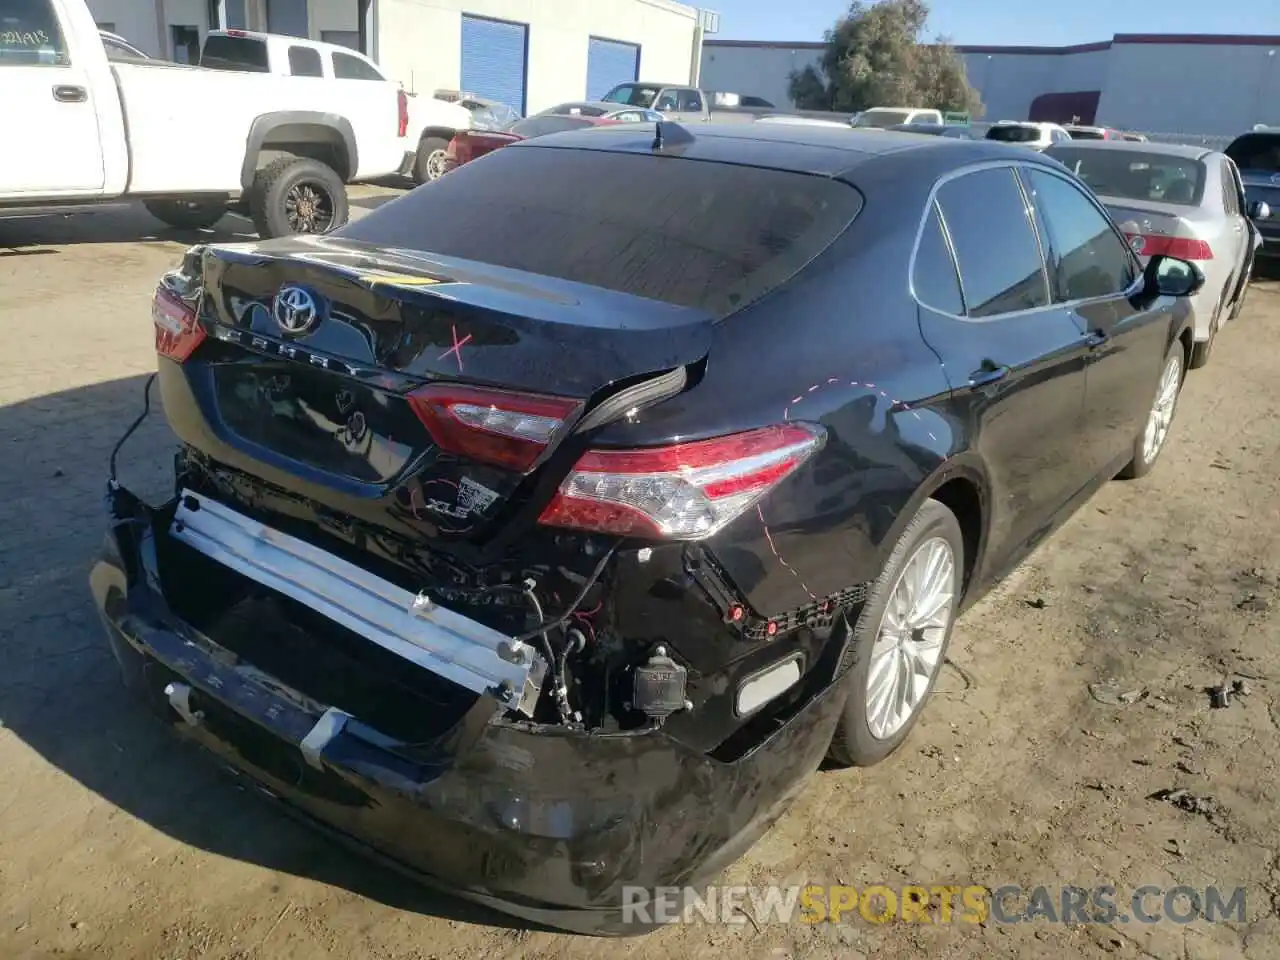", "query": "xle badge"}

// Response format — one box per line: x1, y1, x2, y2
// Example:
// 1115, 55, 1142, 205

423, 476, 500, 520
